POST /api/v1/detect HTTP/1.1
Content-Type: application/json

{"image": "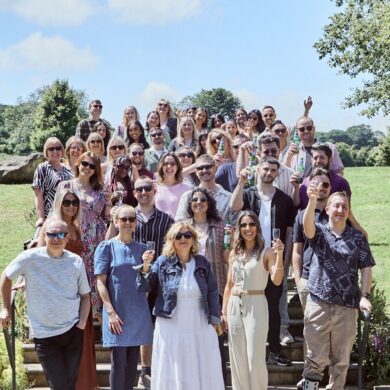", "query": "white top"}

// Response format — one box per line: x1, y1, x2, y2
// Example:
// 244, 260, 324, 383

259, 198, 272, 247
